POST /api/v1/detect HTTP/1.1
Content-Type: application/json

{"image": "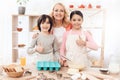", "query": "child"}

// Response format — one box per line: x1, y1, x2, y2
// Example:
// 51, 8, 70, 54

27, 14, 59, 62
60, 10, 99, 67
